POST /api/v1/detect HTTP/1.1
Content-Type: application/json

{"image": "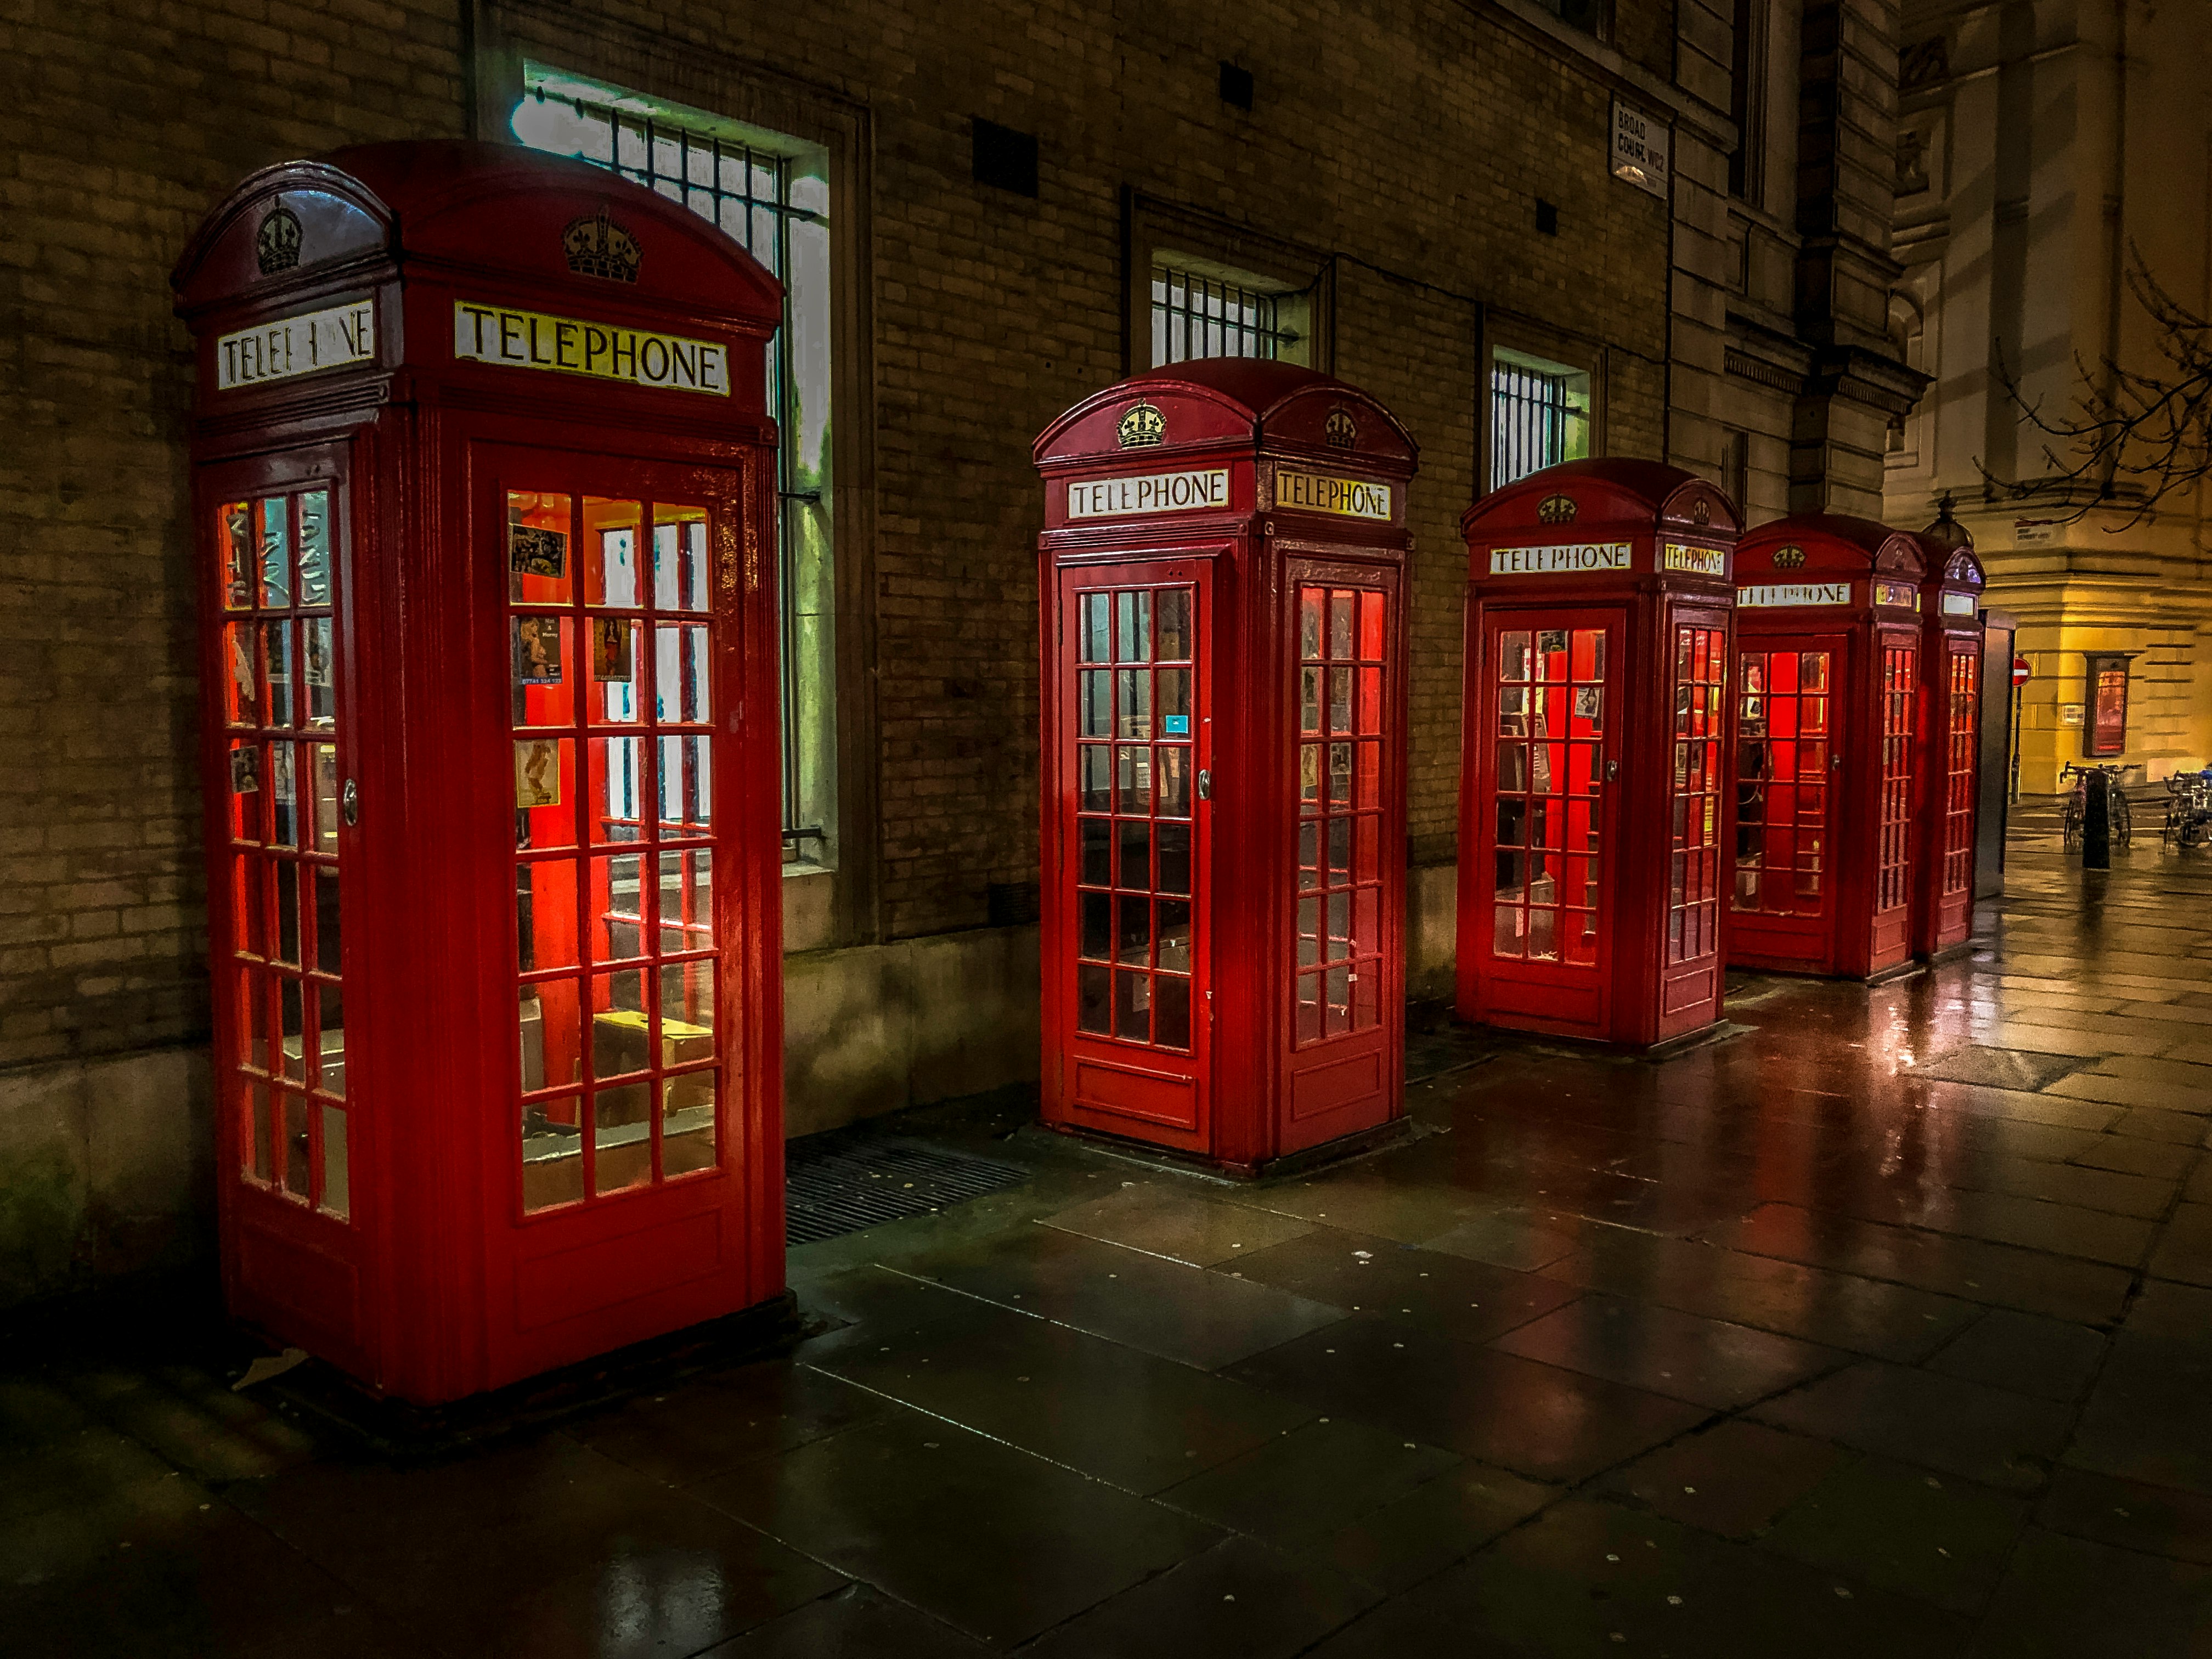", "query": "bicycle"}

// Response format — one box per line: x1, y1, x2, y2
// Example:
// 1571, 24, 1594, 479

2061, 763, 2133, 850
2162, 769, 2212, 850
